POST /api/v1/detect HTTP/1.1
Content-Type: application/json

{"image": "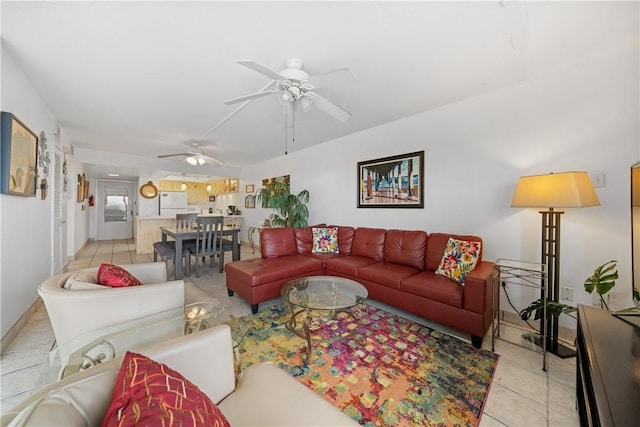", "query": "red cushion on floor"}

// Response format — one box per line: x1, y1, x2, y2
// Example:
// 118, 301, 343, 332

102, 351, 230, 427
